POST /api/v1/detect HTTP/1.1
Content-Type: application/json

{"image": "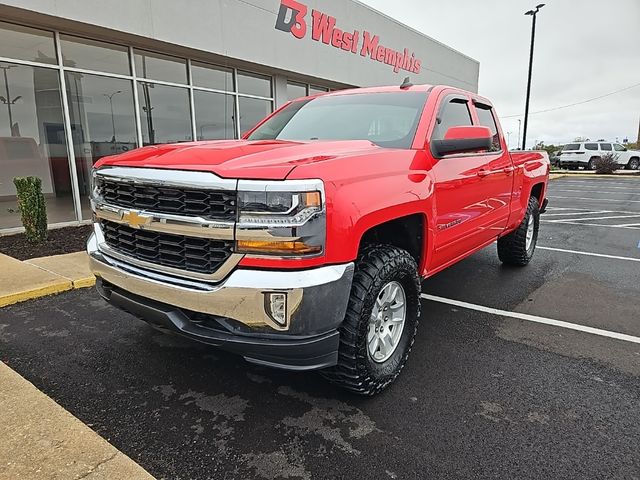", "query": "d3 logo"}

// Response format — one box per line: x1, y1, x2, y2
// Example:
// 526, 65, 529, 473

275, 0, 308, 39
